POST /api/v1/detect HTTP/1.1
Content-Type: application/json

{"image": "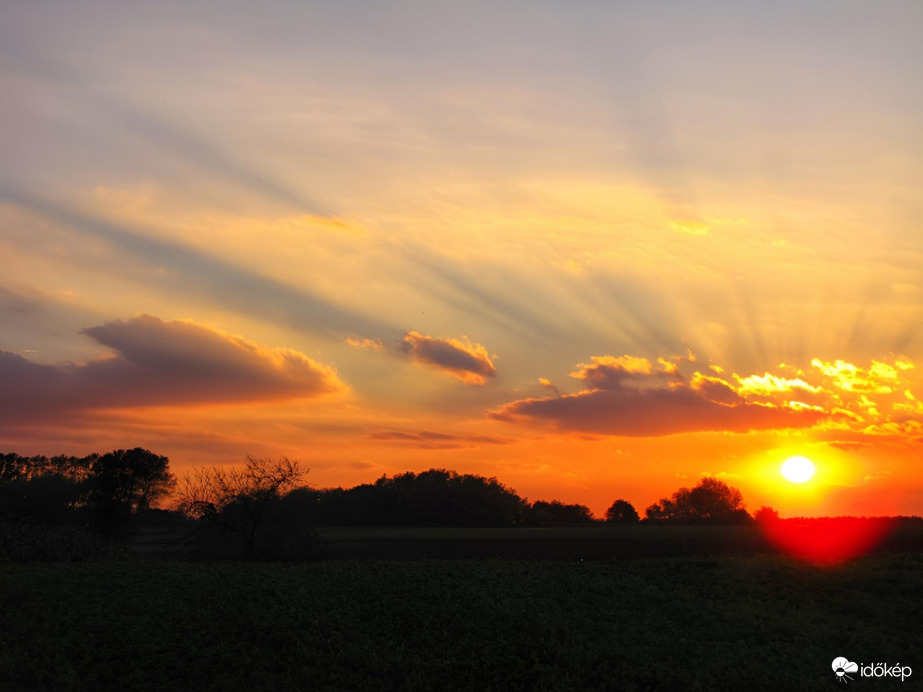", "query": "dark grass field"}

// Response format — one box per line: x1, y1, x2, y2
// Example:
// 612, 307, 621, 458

1, 545, 921, 690
316, 523, 923, 560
